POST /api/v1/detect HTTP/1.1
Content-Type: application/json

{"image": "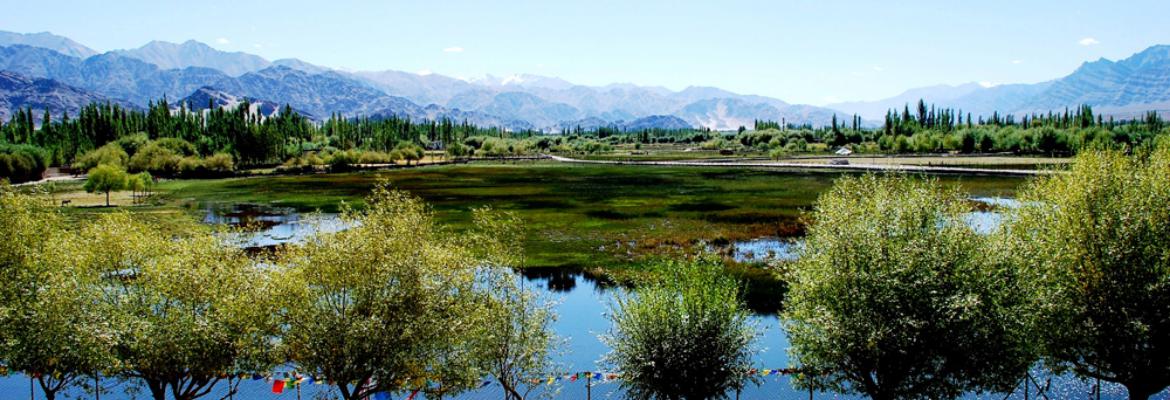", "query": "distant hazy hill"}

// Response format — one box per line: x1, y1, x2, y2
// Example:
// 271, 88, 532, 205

620, 115, 693, 130
830, 83, 986, 120
833, 45, 1170, 119
0, 45, 230, 106
0, 70, 131, 122
113, 40, 272, 77
1024, 45, 1170, 113
0, 30, 97, 59
178, 86, 307, 119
